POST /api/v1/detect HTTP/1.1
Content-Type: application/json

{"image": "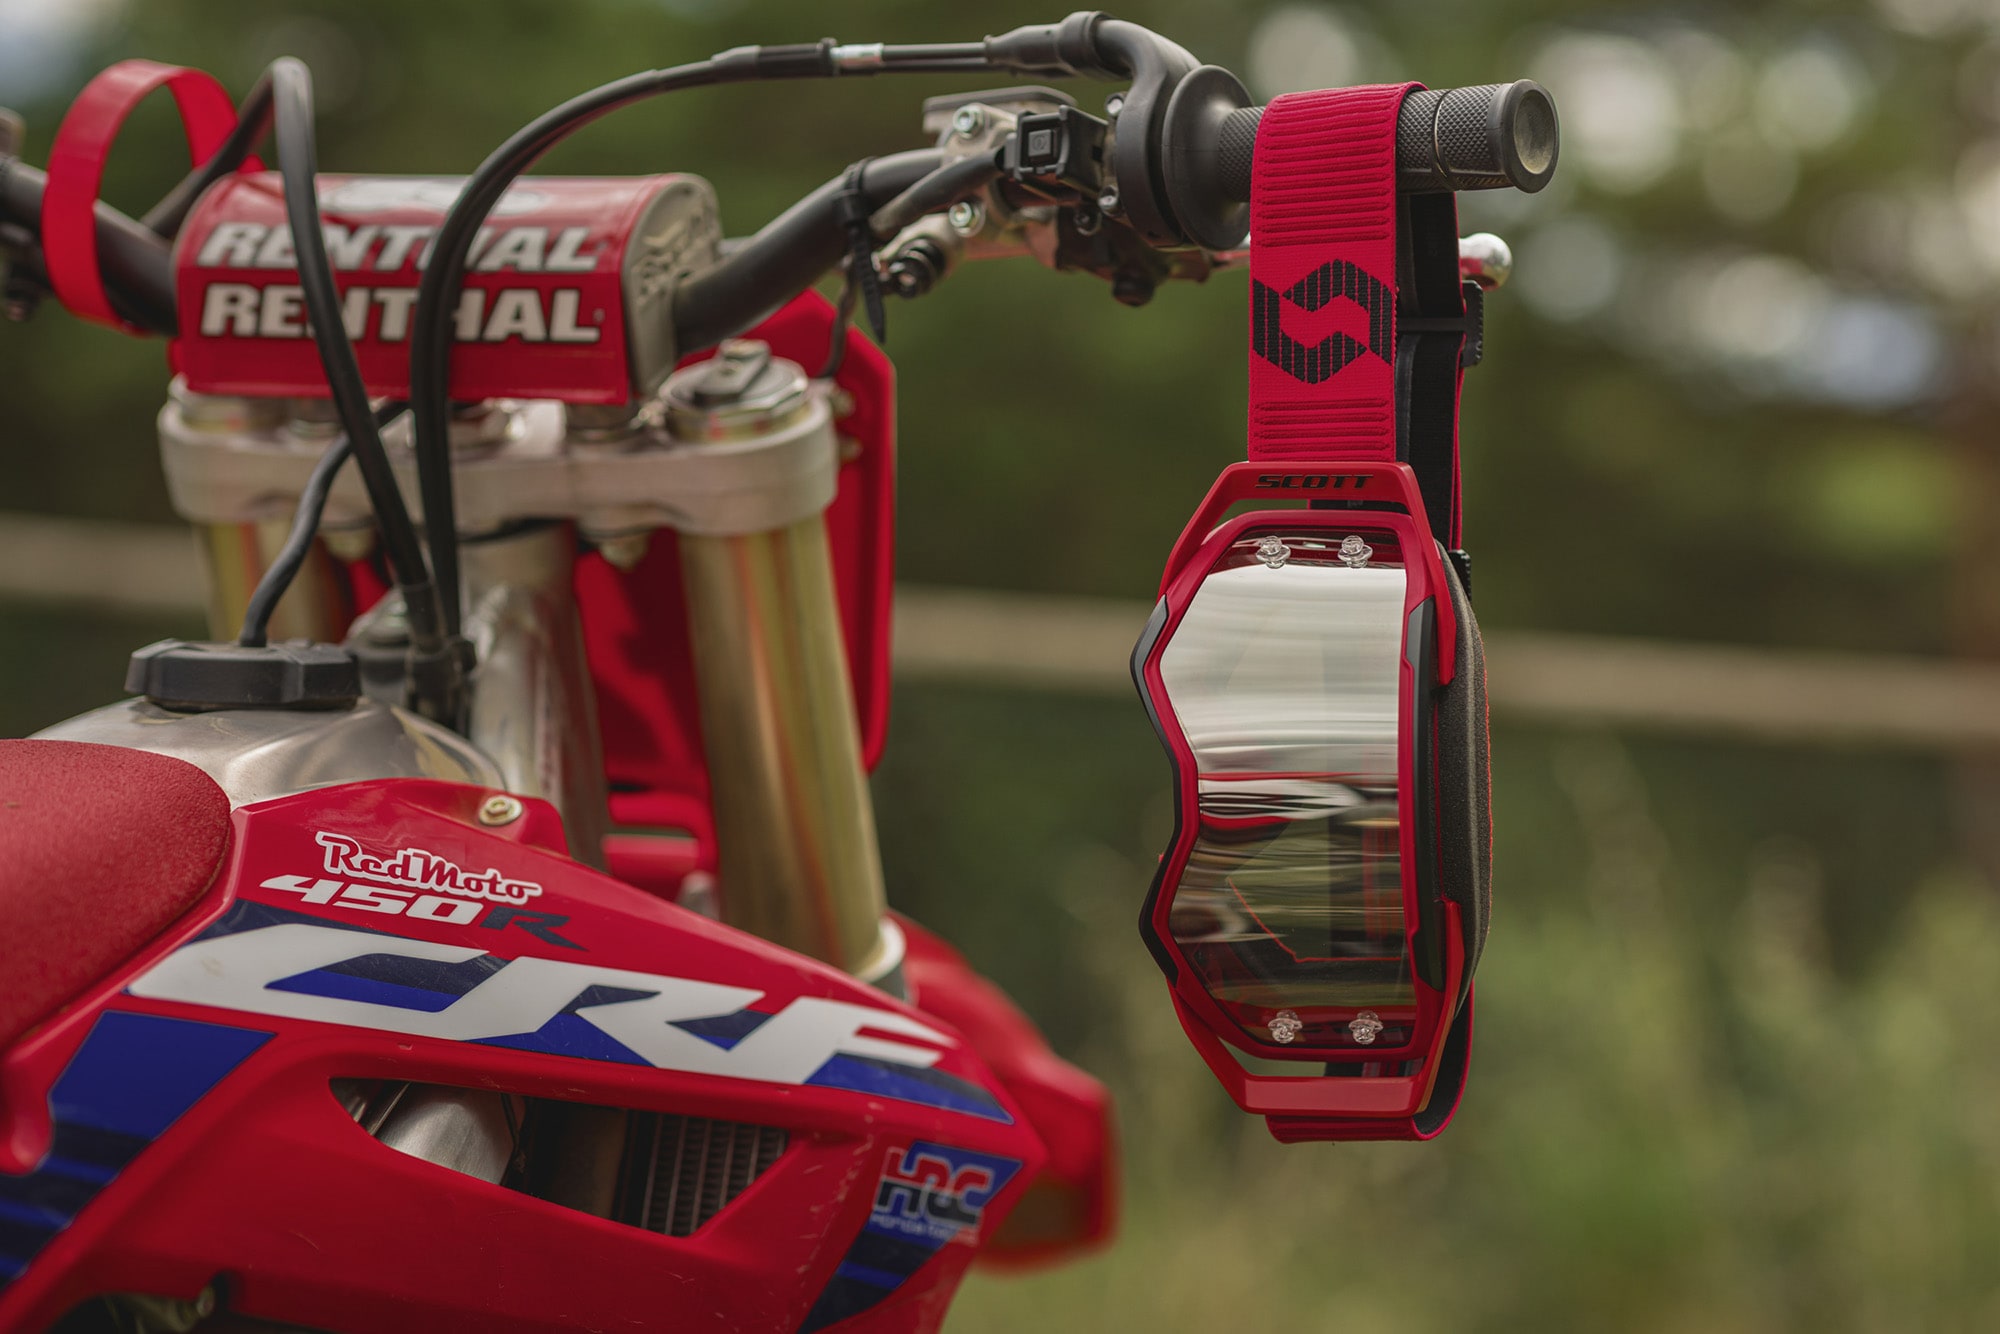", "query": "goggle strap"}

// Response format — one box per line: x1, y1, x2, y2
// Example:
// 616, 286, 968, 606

1248, 88, 1467, 549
